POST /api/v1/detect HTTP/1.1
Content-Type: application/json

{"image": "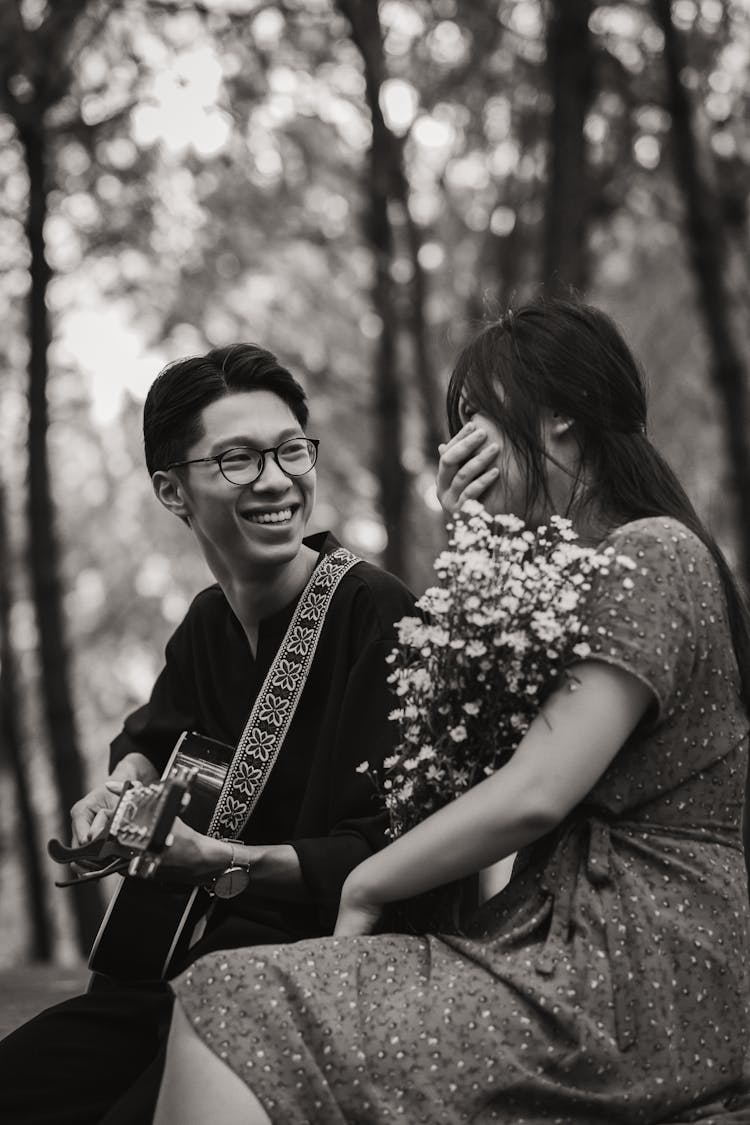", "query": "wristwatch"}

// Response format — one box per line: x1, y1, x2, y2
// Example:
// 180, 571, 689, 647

207, 840, 252, 900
